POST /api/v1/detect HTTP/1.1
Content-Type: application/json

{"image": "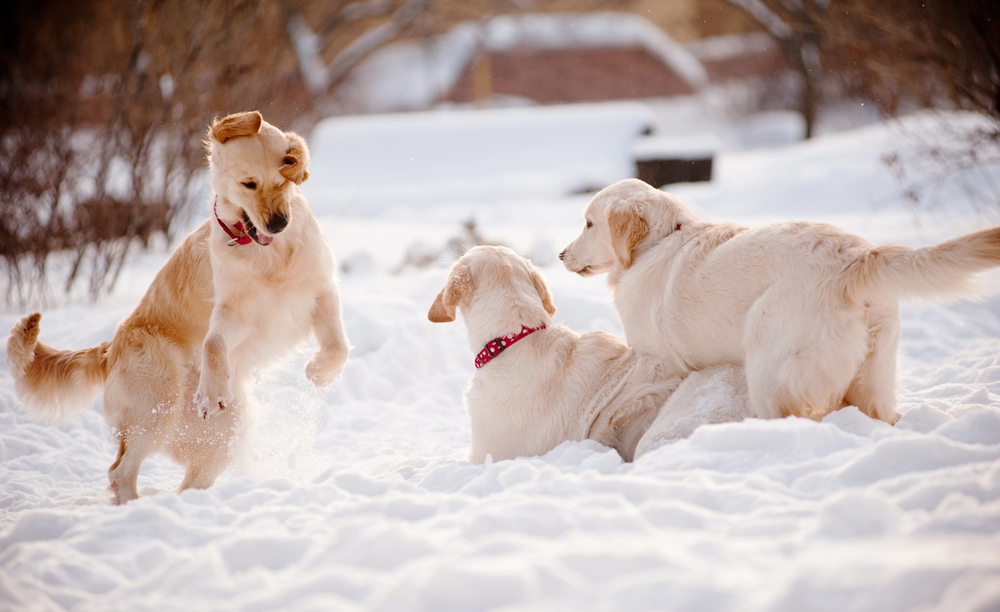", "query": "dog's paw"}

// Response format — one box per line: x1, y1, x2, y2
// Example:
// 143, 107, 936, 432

305, 352, 345, 387
194, 390, 231, 419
